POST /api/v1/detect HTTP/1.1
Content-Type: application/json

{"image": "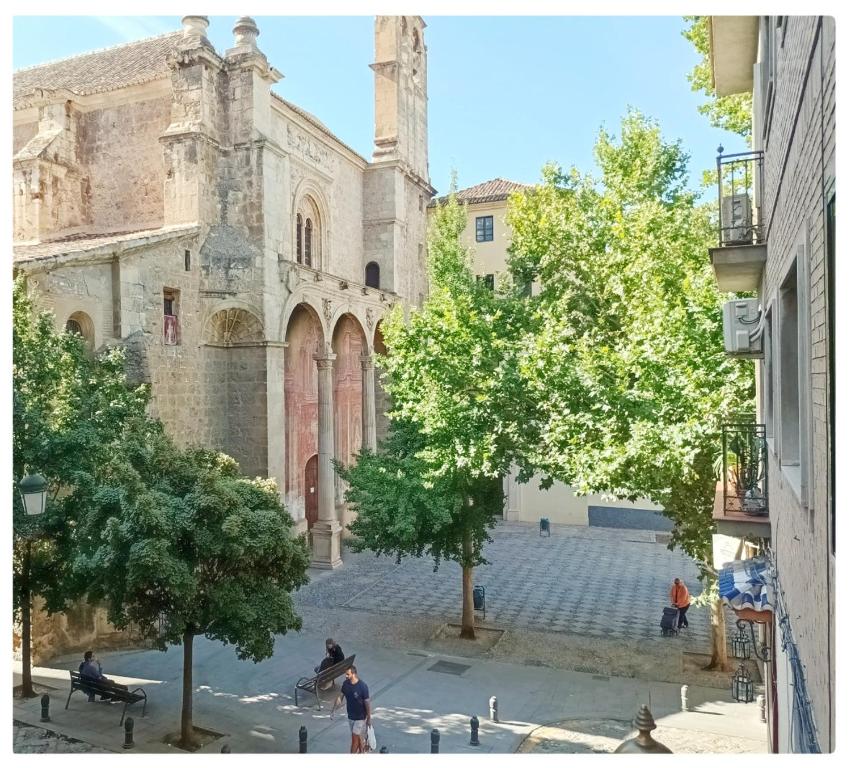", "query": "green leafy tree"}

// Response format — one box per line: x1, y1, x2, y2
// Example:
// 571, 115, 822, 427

338, 187, 527, 639
68, 424, 311, 749
12, 278, 149, 696
506, 111, 754, 669
683, 16, 753, 141
338, 421, 503, 638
